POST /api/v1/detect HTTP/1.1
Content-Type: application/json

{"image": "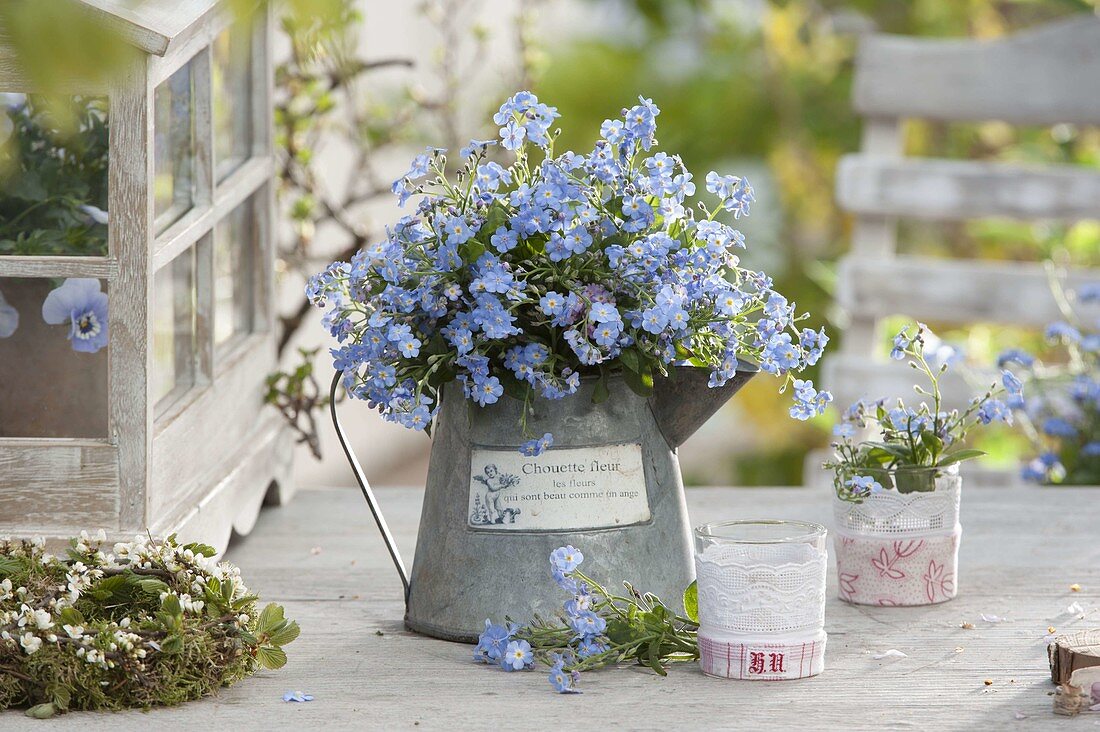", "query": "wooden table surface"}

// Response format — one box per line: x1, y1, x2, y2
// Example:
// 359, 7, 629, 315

4, 484, 1098, 730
